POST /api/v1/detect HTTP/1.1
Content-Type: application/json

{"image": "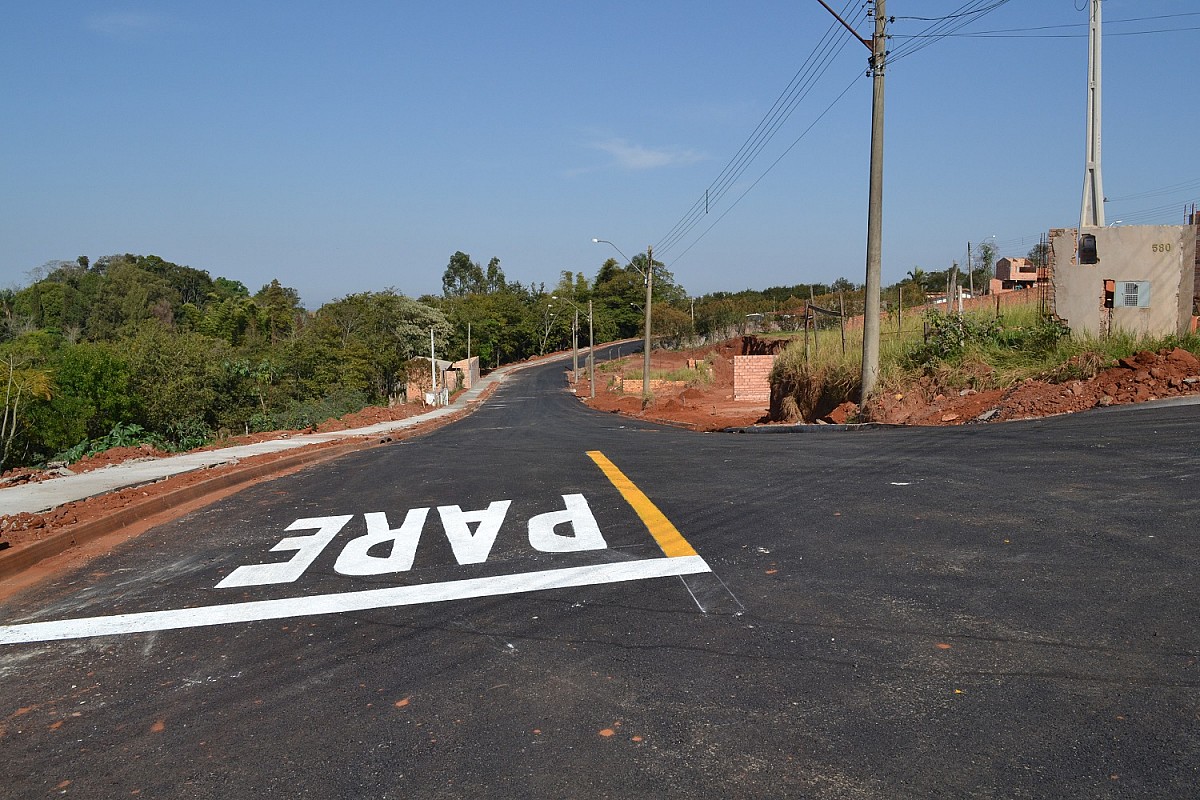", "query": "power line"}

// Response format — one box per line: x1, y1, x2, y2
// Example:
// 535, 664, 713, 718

656, 0, 1018, 266
1108, 197, 1200, 225
888, 0, 1015, 63
1107, 177, 1200, 203
894, 25, 1200, 40
654, 9, 853, 257
669, 75, 863, 266
893, 12, 1200, 40
653, 0, 859, 259
893, 0, 1010, 22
